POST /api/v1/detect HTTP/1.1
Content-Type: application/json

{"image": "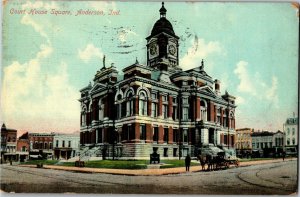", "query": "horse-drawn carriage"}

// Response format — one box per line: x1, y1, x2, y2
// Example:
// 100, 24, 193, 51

197, 144, 239, 171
